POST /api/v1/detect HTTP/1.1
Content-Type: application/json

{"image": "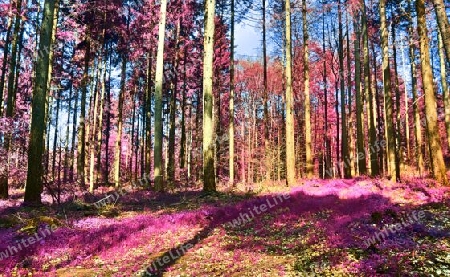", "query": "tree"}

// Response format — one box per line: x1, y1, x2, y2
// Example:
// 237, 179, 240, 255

285, 0, 295, 185
154, 0, 168, 192
416, 0, 449, 185
354, 17, 366, 175
407, 1, 424, 175
362, 0, 378, 176
24, 0, 59, 204
302, 0, 312, 178
229, 0, 235, 185
203, 0, 217, 192
431, 0, 450, 62
338, 0, 350, 179
380, 0, 397, 182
